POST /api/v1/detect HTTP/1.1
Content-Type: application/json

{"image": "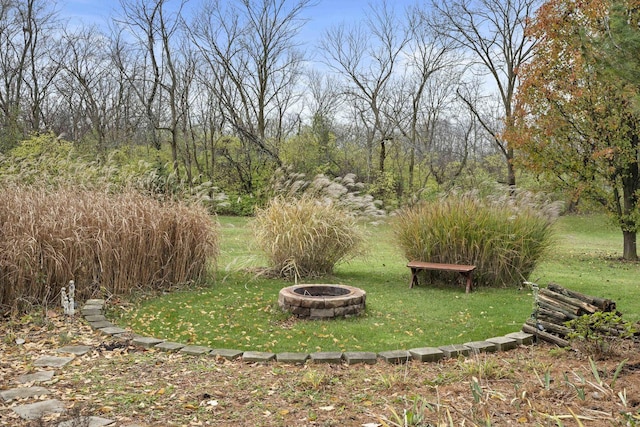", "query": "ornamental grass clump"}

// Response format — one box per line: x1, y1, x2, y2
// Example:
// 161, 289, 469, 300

252, 196, 365, 279
393, 190, 560, 287
269, 166, 385, 219
0, 185, 218, 314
